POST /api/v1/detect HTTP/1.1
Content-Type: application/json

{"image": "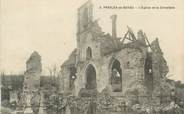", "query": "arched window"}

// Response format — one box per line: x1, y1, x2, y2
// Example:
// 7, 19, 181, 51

86, 47, 92, 60
111, 59, 122, 92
